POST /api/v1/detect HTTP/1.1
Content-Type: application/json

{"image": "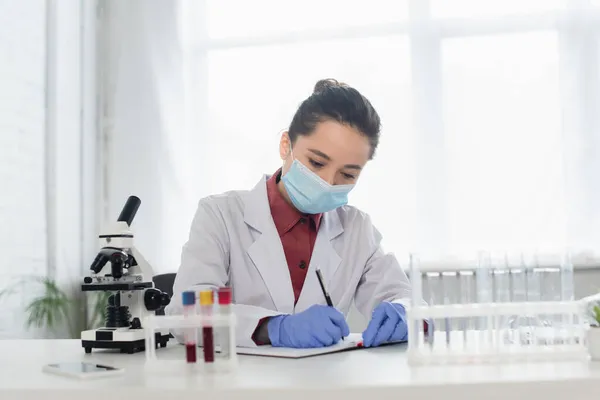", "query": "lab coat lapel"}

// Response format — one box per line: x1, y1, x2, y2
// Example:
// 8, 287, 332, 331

295, 210, 343, 311
244, 176, 295, 314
